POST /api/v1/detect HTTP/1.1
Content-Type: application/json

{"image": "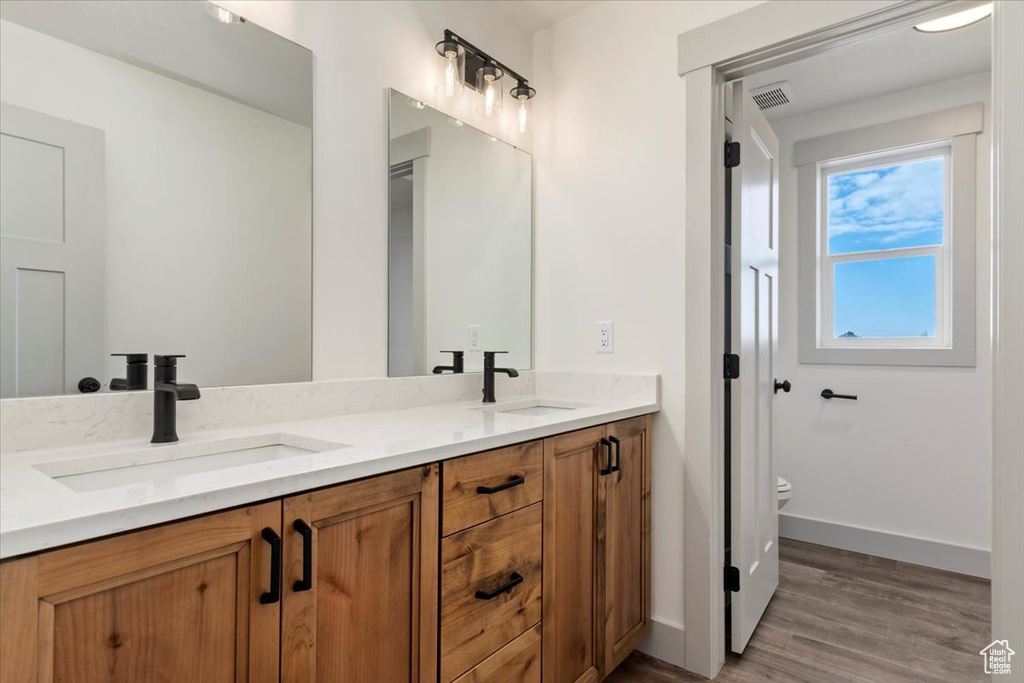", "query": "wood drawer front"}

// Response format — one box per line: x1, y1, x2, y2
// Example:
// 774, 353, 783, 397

442, 440, 543, 536
451, 623, 541, 683
440, 503, 542, 682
